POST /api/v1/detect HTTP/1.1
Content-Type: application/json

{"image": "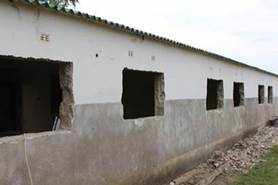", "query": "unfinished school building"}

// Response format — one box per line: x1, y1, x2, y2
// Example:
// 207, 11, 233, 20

0, 1, 277, 185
